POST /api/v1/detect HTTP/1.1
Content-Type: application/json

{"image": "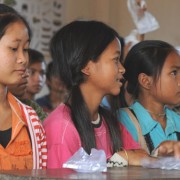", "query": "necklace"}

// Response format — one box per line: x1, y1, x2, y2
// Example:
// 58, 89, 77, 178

146, 109, 166, 117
